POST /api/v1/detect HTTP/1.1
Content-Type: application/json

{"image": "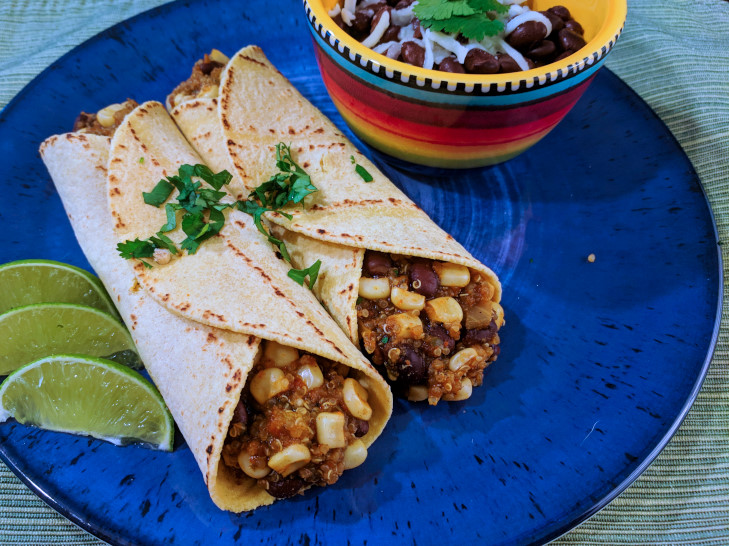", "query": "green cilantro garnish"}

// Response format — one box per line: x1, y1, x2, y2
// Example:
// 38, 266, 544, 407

117, 238, 155, 260
249, 143, 317, 209
355, 164, 373, 183
414, 0, 507, 41
117, 164, 234, 264
350, 154, 374, 182
142, 179, 174, 207
139, 157, 145, 164
236, 200, 293, 262
380, 335, 389, 345
239, 143, 319, 271
287, 259, 322, 289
